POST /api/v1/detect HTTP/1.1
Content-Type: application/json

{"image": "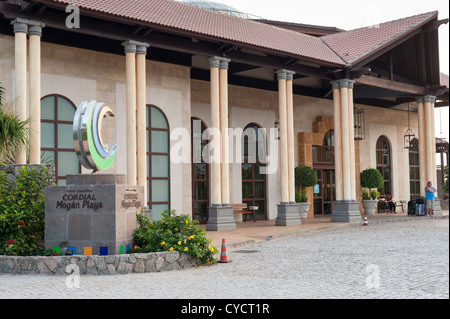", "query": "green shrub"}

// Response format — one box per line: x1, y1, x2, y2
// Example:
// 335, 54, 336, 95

131, 210, 219, 265
0, 164, 53, 256
295, 165, 317, 202
362, 190, 370, 200
360, 168, 383, 191
370, 190, 380, 200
